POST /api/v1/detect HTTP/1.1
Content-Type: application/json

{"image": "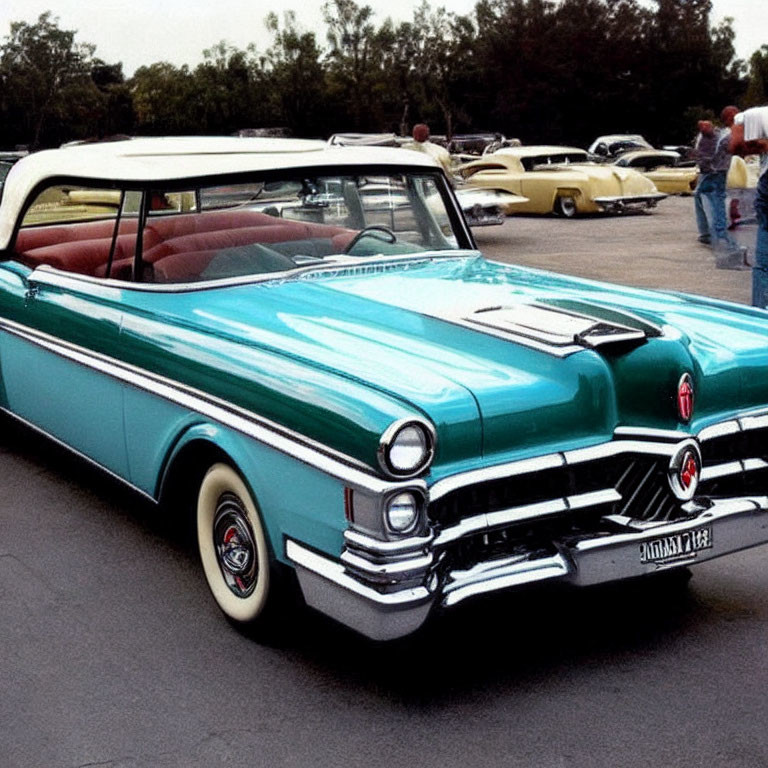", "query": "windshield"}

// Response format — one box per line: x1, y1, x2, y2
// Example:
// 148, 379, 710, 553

14, 170, 466, 284
139, 172, 461, 284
